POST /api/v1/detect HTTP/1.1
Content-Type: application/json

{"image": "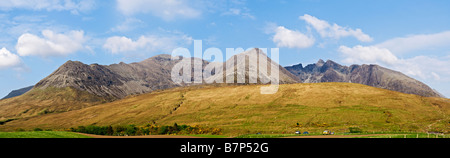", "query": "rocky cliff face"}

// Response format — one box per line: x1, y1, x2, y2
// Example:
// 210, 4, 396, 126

34, 49, 300, 99
33, 50, 442, 99
205, 48, 300, 84
285, 59, 442, 97
34, 54, 182, 98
